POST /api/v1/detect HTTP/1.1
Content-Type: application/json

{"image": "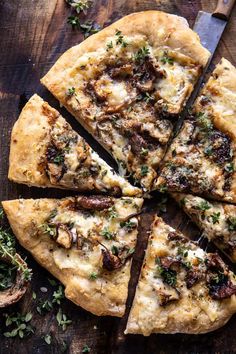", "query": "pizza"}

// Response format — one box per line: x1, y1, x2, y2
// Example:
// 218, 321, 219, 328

155, 58, 236, 202
41, 11, 210, 192
2, 195, 143, 317
173, 193, 236, 263
8, 94, 140, 197
125, 216, 236, 335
